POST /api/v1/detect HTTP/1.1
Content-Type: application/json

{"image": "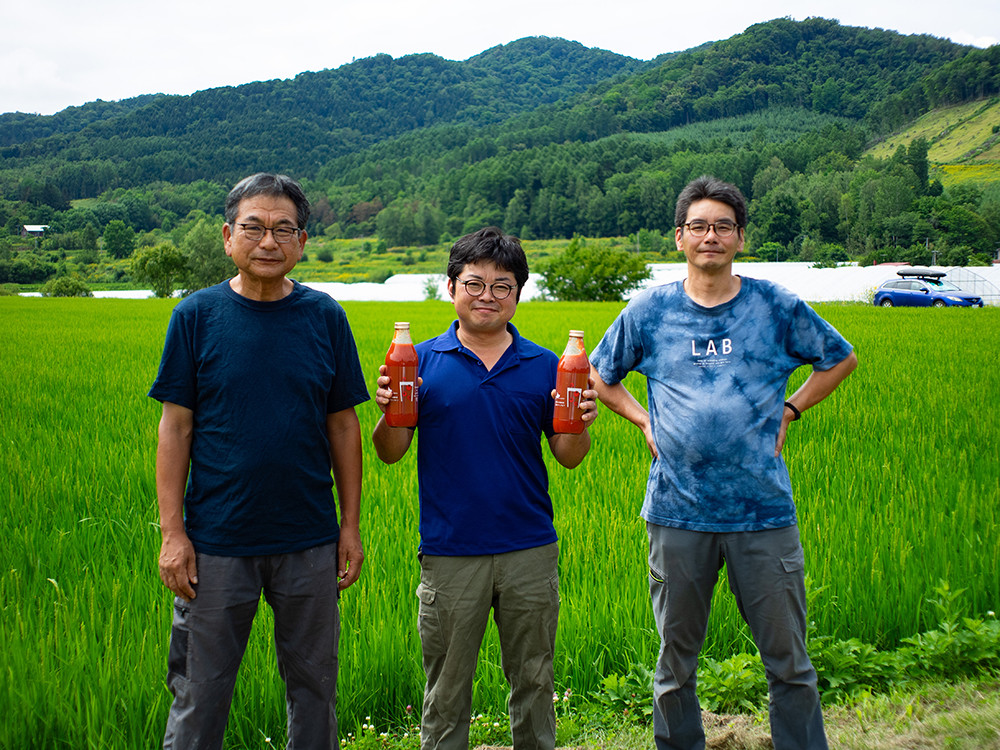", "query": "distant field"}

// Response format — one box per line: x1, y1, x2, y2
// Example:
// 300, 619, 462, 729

2, 298, 998, 747
866, 97, 1000, 186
